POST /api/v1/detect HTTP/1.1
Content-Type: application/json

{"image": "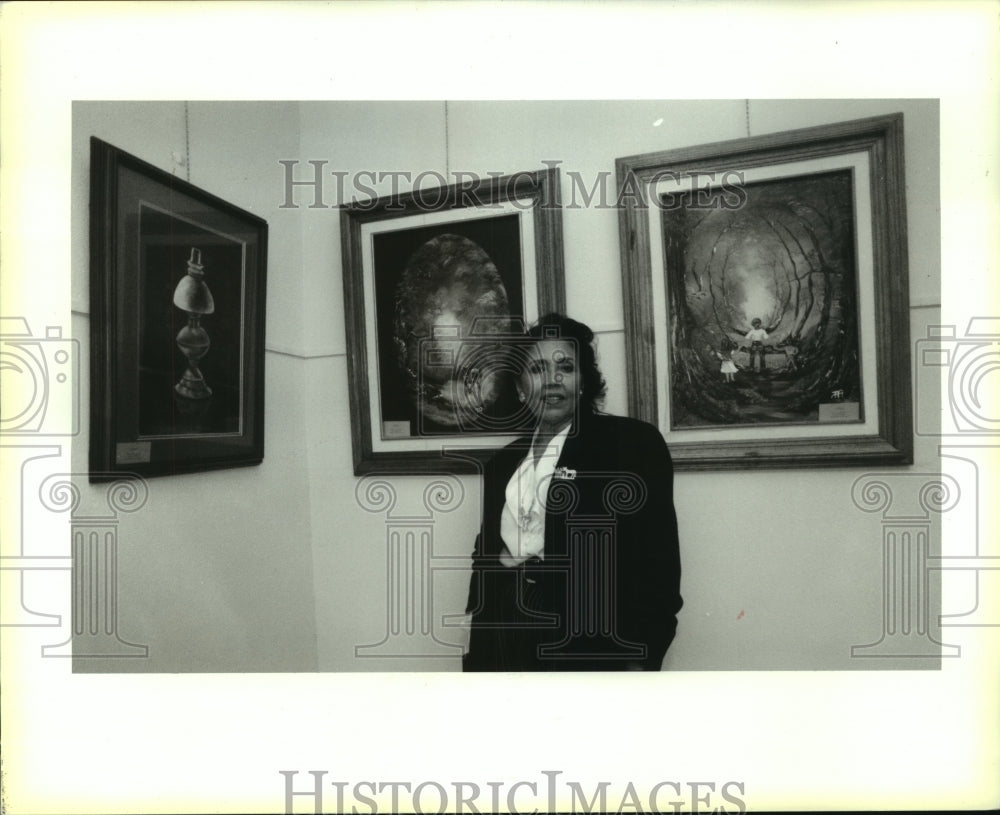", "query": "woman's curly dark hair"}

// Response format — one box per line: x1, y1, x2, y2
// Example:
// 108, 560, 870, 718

527, 313, 607, 414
